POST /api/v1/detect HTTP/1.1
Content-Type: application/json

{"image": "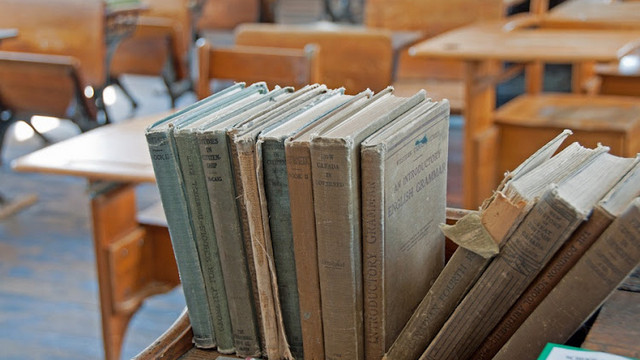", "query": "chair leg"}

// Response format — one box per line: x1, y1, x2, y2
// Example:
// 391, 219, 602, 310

0, 117, 13, 165
110, 76, 139, 109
